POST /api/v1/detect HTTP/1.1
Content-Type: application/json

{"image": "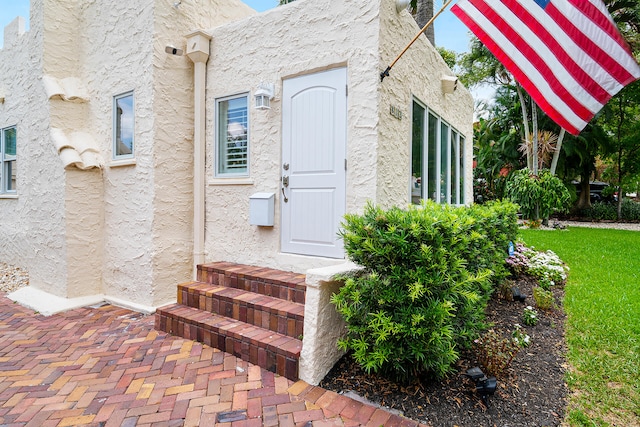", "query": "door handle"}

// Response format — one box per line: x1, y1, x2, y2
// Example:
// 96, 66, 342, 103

281, 175, 289, 203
